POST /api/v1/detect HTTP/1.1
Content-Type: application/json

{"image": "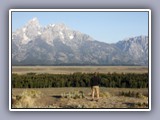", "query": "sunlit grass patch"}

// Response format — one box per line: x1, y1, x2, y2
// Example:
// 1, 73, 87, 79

12, 89, 42, 108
